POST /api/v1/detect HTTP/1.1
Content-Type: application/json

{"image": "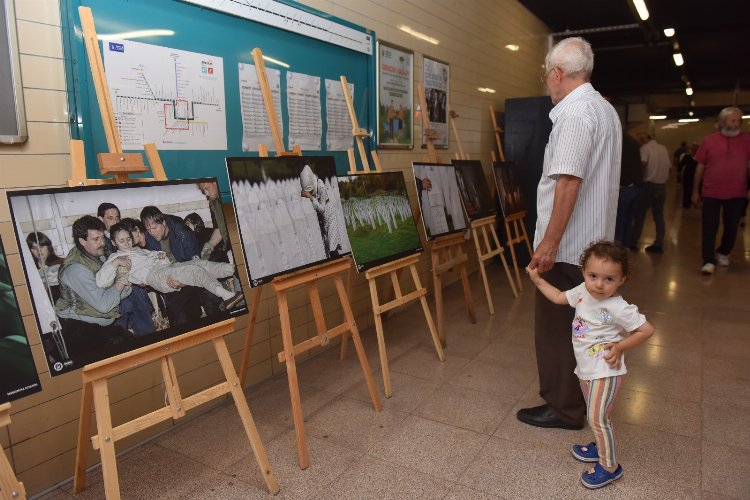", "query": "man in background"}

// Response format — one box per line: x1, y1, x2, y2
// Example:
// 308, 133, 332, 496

615, 133, 643, 247
630, 133, 670, 253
